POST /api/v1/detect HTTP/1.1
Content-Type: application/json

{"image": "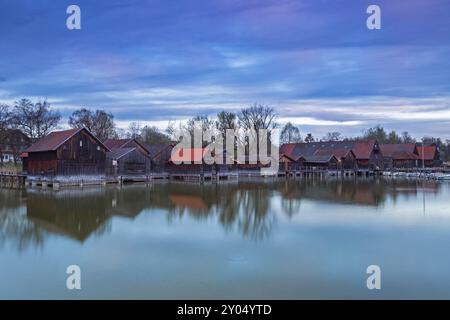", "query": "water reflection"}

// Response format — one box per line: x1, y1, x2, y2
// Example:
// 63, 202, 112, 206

0, 178, 442, 248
